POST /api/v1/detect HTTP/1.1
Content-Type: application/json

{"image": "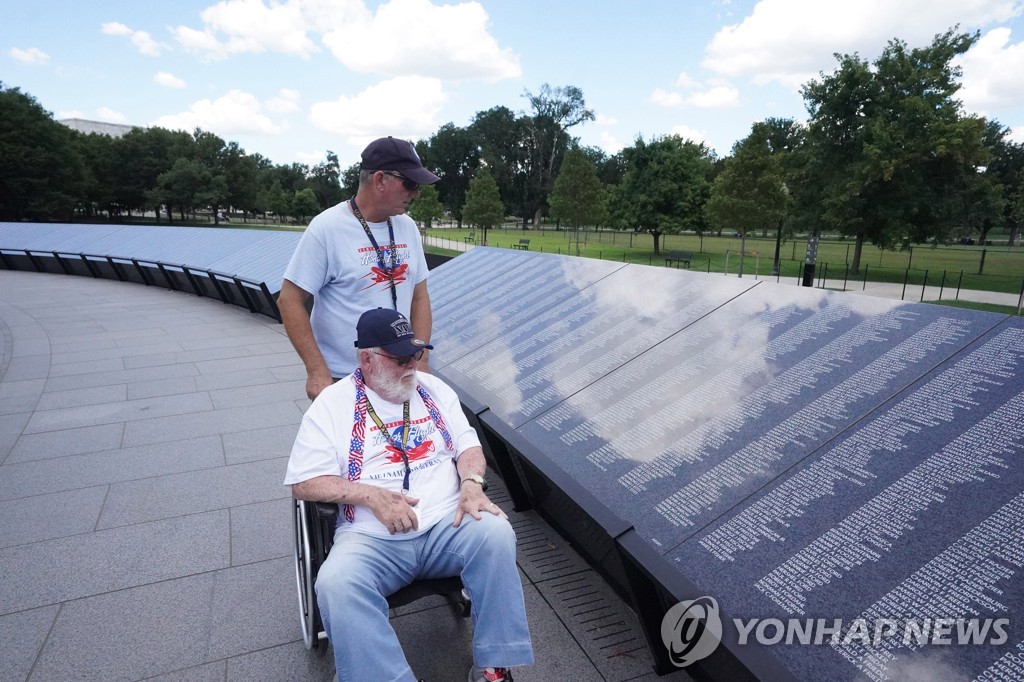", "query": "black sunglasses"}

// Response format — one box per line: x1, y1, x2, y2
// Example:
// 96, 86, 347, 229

382, 171, 420, 192
371, 349, 424, 366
